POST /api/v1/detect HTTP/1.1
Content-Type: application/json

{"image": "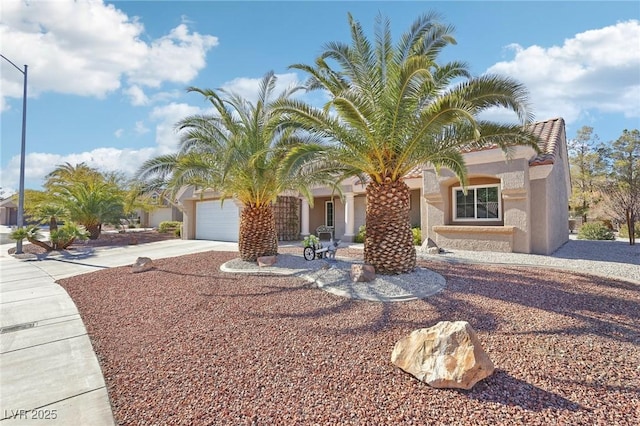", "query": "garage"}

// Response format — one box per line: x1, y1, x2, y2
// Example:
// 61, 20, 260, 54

195, 200, 240, 241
